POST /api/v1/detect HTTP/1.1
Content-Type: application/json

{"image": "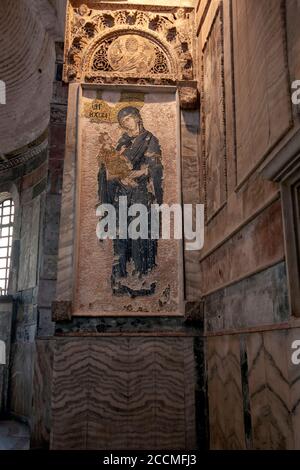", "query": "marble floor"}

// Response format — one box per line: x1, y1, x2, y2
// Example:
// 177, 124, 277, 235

0, 420, 30, 450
